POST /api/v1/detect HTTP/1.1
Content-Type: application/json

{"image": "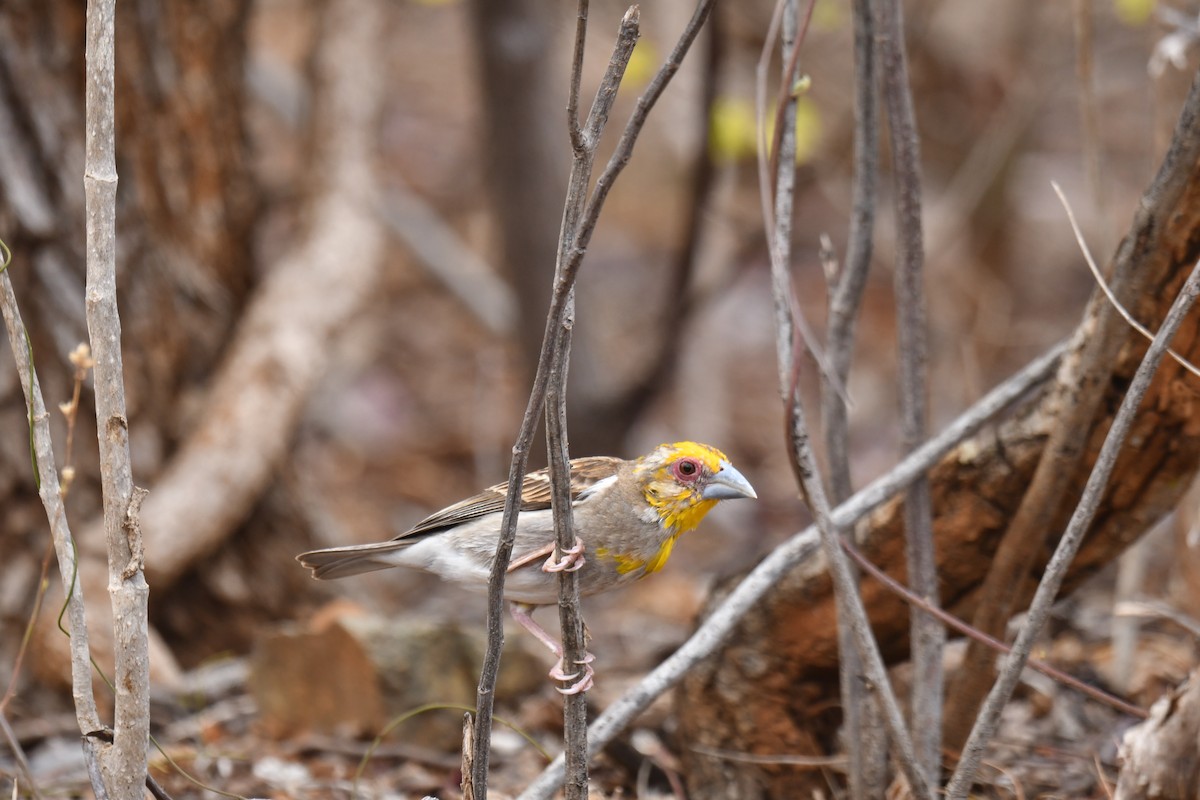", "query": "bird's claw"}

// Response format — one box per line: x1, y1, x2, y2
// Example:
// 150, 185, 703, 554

543, 538, 586, 573
550, 654, 596, 695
